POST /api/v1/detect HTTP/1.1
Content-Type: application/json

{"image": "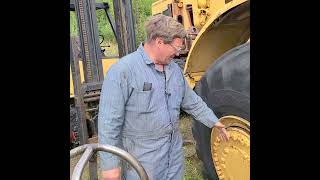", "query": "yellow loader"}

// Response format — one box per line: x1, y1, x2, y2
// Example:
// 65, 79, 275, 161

152, 0, 250, 179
